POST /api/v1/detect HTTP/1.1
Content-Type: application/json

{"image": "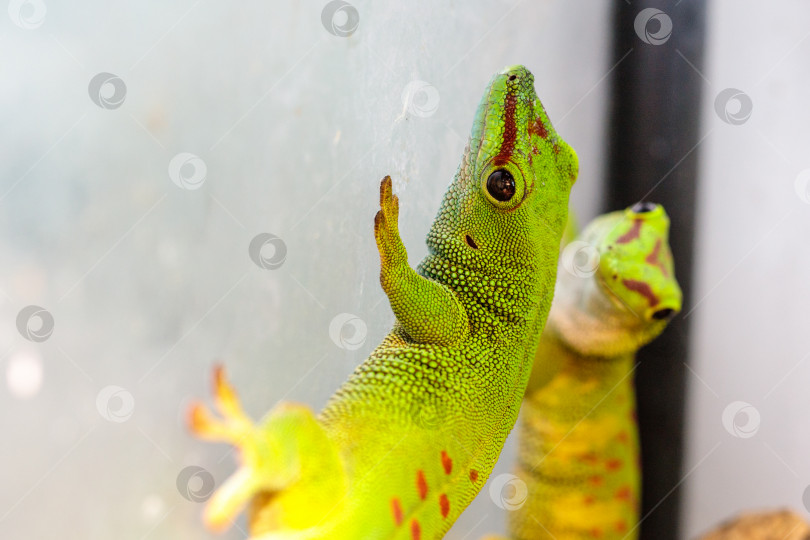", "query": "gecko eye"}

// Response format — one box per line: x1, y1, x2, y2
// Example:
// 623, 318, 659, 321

651, 308, 676, 321
486, 170, 516, 202
631, 201, 657, 214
